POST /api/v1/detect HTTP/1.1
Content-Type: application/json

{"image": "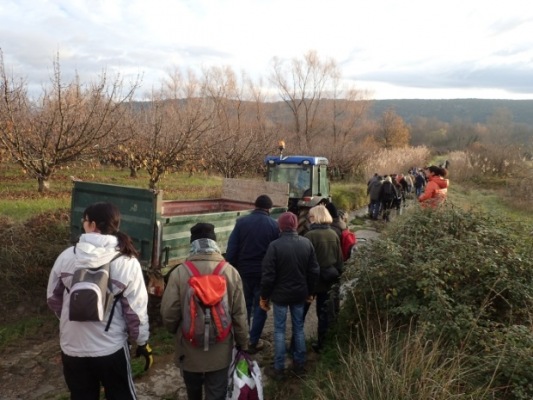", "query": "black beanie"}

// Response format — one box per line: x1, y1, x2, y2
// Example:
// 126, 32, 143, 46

254, 195, 273, 209
190, 223, 217, 243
